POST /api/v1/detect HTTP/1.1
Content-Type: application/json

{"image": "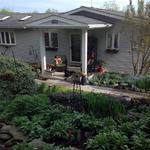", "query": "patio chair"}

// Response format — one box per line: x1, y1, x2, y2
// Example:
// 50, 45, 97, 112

54, 55, 67, 72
